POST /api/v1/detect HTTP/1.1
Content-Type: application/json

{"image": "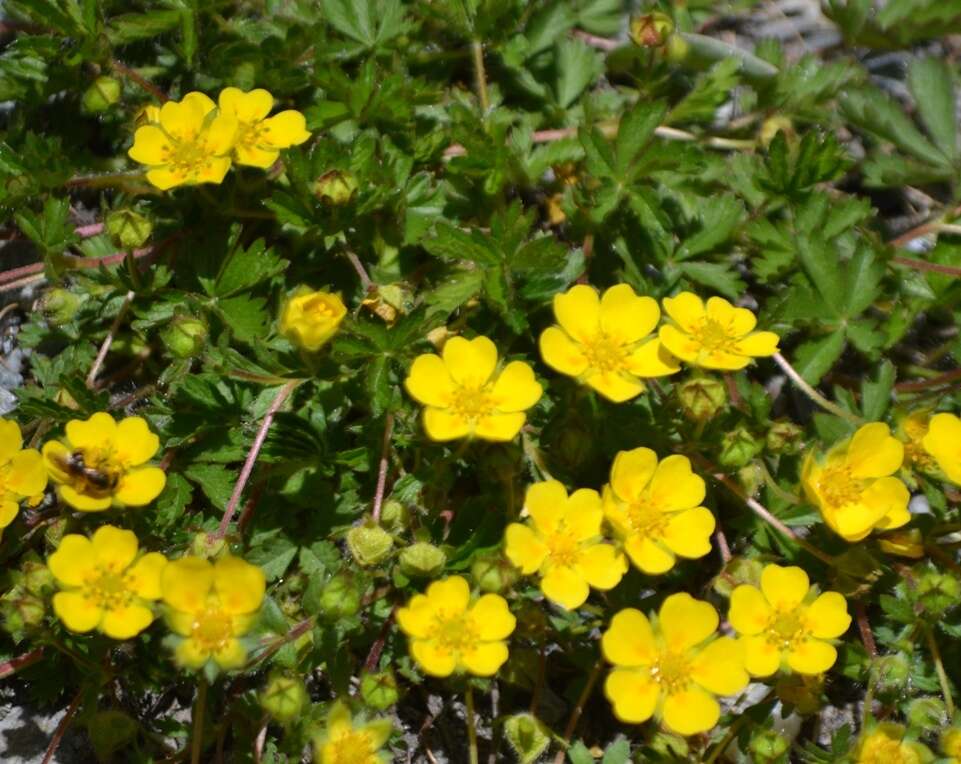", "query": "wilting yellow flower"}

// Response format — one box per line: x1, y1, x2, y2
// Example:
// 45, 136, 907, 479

0, 419, 47, 532
658, 292, 779, 370
218, 87, 311, 168
602, 593, 748, 735
923, 412, 961, 485
279, 287, 347, 352
313, 701, 392, 764
48, 525, 167, 639
504, 480, 626, 610
878, 528, 925, 559
602, 448, 714, 574
855, 723, 932, 764
405, 336, 542, 442
42, 412, 166, 511
802, 422, 910, 542
397, 576, 515, 677
897, 410, 937, 474
728, 564, 850, 676
539, 284, 679, 402
128, 92, 237, 190
161, 555, 266, 671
